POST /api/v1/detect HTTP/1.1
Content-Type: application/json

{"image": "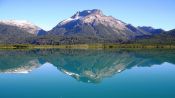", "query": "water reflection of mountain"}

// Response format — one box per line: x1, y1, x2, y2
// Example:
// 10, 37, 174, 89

0, 49, 175, 83
44, 49, 175, 83
0, 50, 42, 73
